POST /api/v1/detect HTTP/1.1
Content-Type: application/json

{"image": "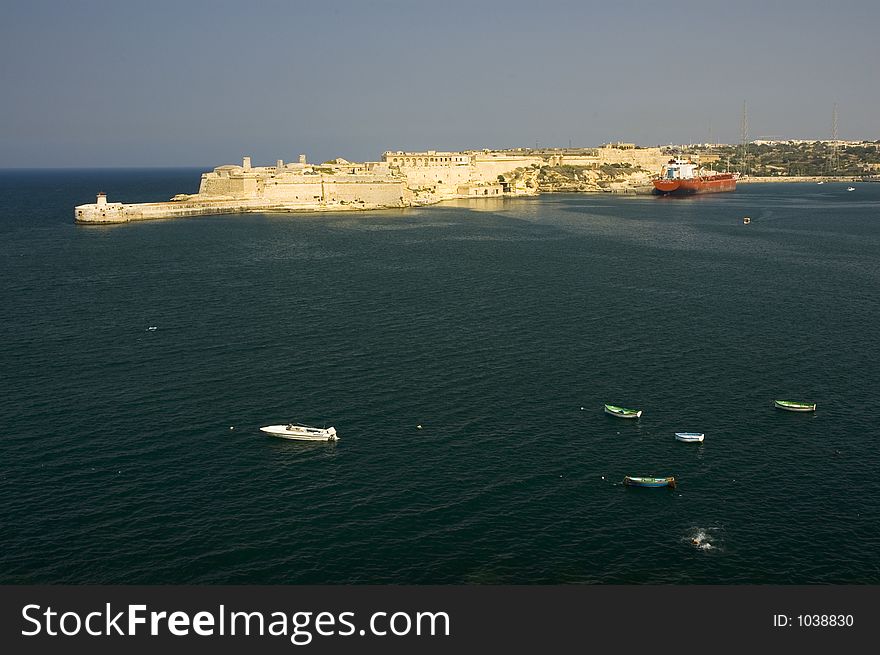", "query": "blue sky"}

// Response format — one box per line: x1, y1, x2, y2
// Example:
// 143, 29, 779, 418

1, 0, 877, 167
